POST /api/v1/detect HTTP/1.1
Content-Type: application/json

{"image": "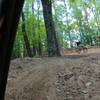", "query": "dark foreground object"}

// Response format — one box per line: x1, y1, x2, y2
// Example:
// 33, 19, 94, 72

0, 0, 24, 99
